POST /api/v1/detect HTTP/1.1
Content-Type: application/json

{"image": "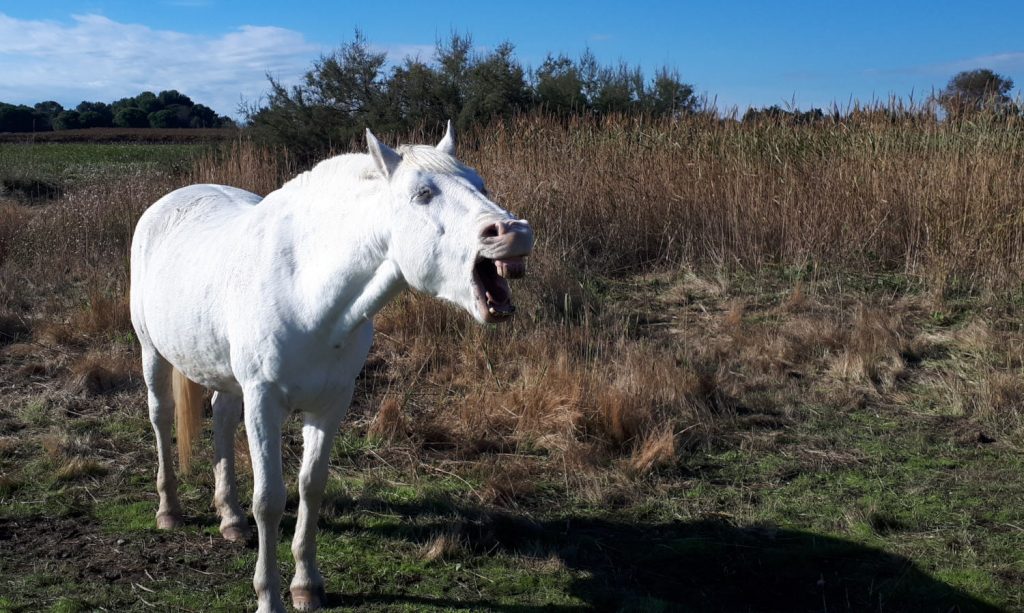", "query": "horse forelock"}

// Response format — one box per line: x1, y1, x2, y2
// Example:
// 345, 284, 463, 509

395, 145, 465, 176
